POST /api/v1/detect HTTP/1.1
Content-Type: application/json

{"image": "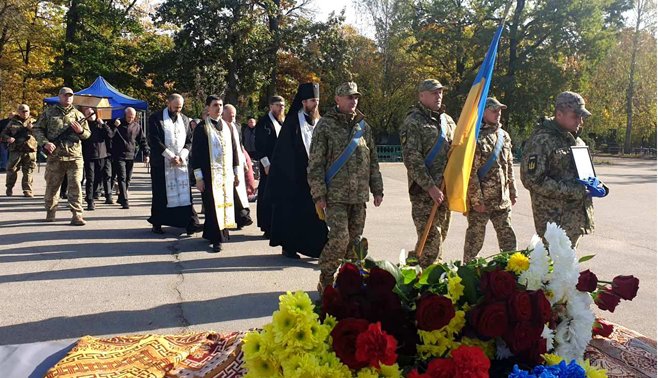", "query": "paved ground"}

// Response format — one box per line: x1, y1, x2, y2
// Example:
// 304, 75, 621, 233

0, 157, 655, 346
